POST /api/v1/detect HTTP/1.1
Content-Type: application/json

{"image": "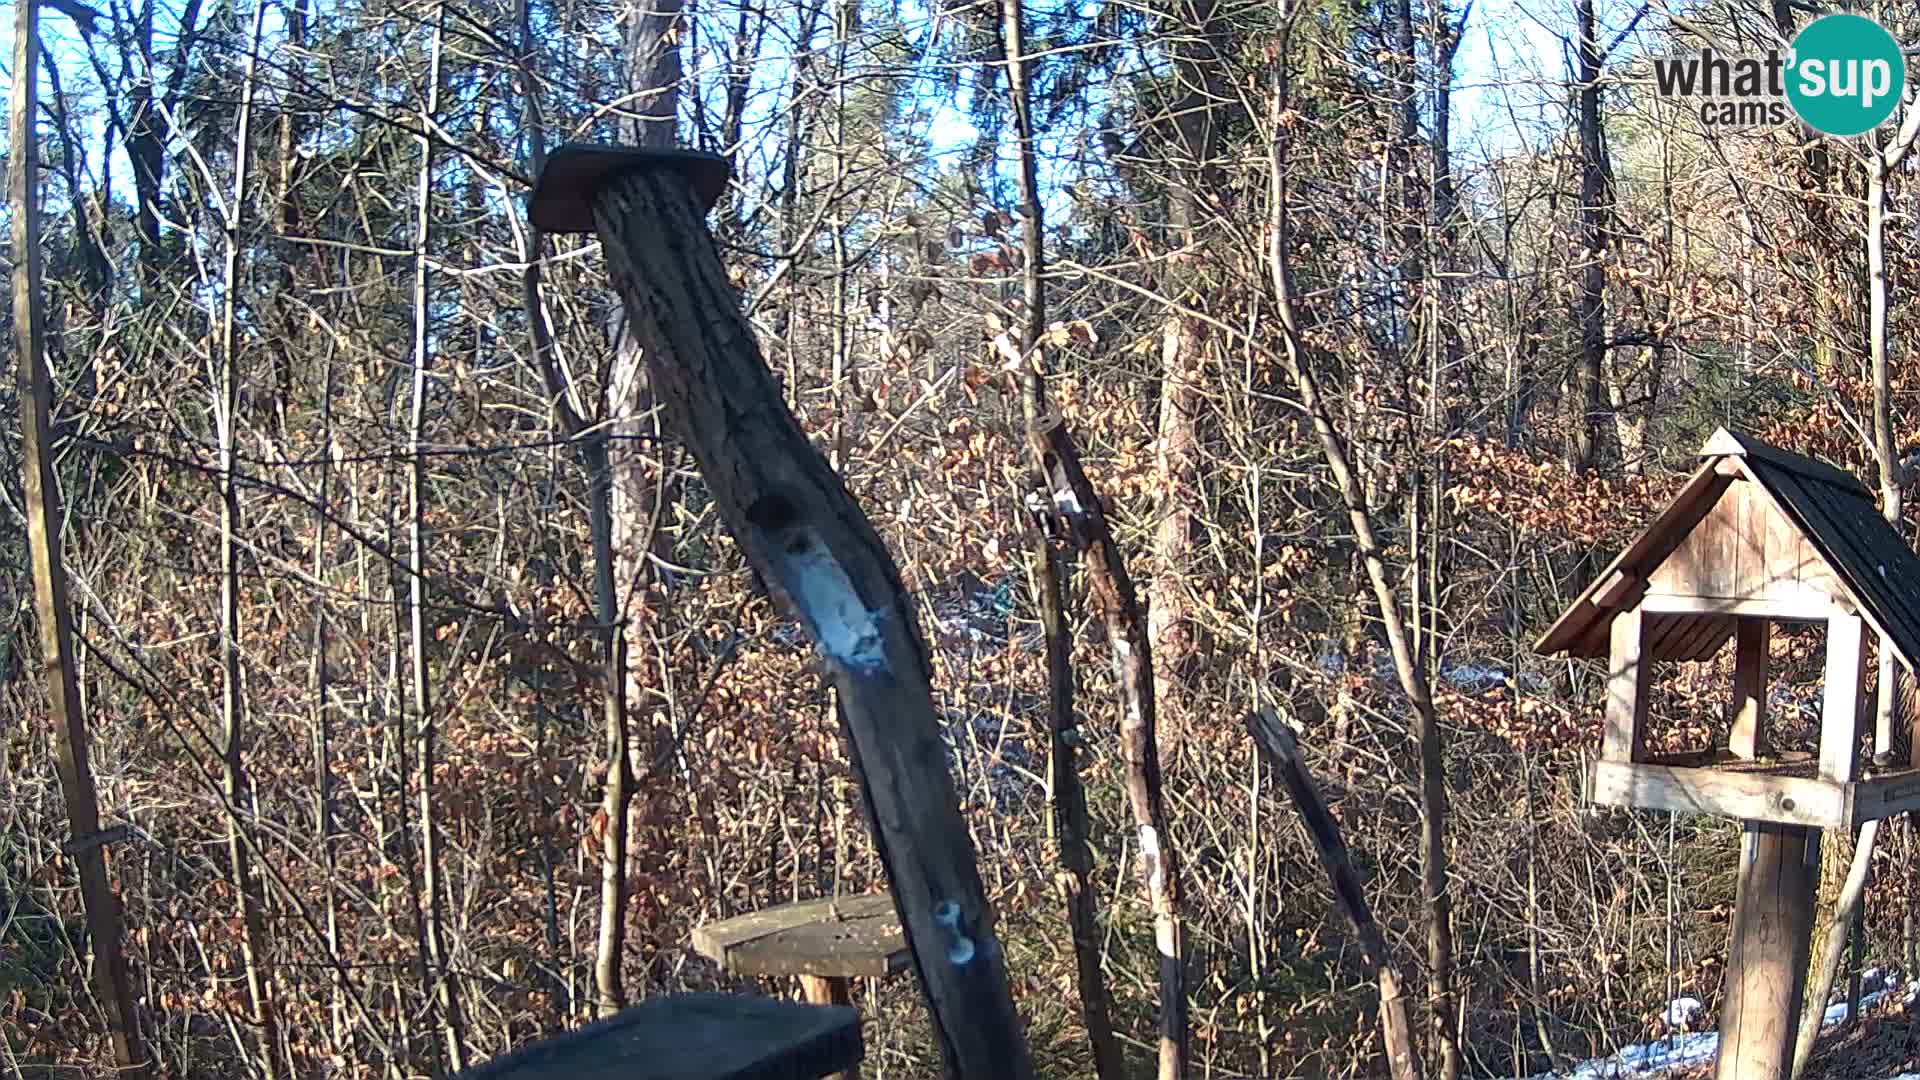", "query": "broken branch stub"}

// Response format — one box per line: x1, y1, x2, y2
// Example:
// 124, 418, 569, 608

536, 147, 1032, 1079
